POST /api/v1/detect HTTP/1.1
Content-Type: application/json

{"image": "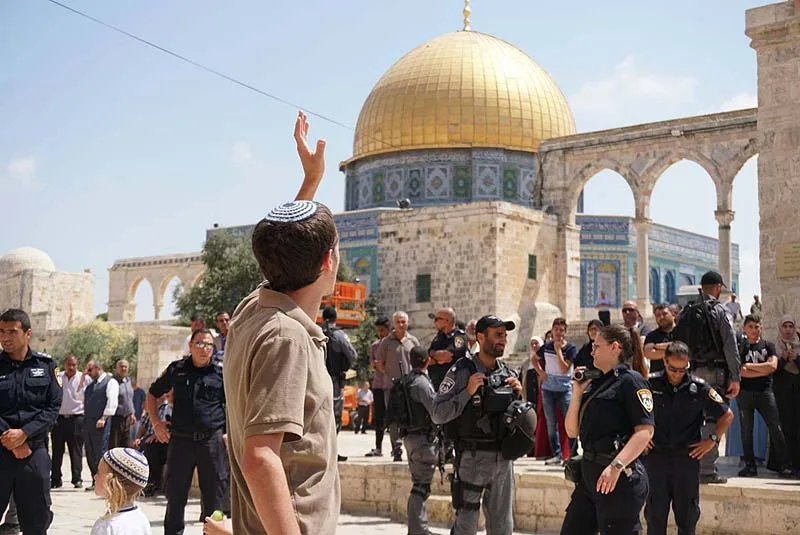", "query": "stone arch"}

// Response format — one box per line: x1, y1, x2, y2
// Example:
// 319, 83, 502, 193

642, 149, 722, 198
566, 158, 639, 223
